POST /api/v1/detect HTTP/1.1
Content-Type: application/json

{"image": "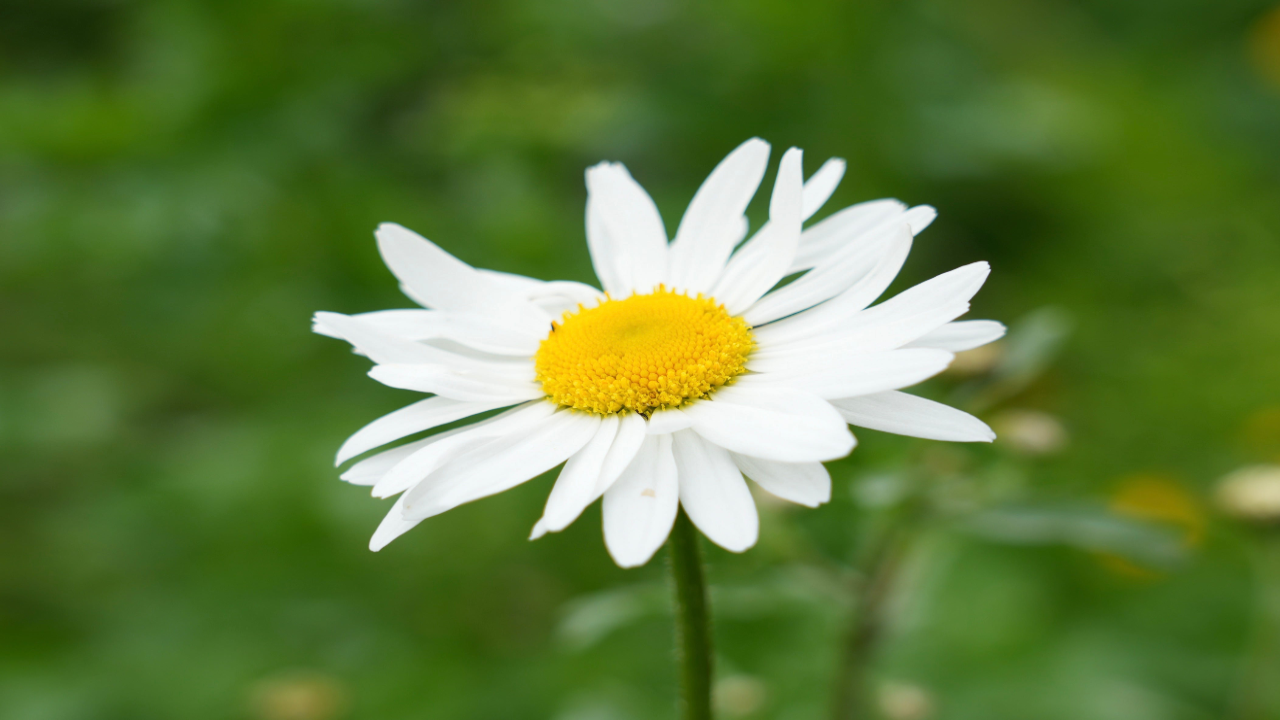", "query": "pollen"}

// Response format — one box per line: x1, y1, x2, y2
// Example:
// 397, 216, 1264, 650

535, 287, 754, 416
